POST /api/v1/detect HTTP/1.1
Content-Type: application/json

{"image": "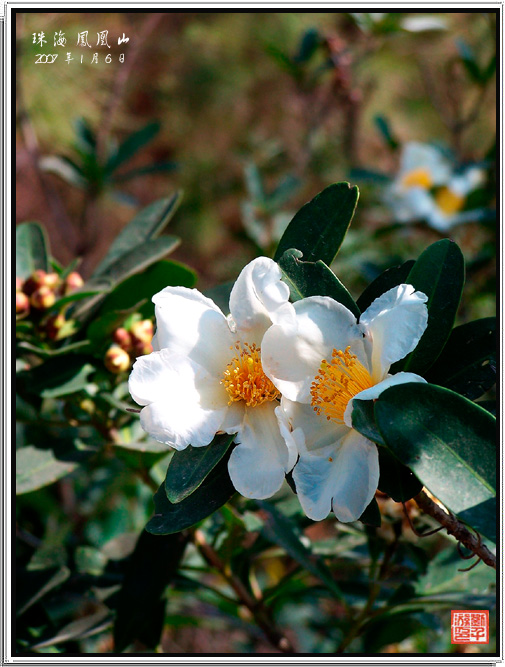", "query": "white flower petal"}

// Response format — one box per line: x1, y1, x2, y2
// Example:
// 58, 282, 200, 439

279, 397, 348, 454
229, 257, 295, 343
152, 286, 233, 376
293, 429, 379, 522
262, 297, 365, 403
359, 284, 428, 382
228, 402, 292, 499
219, 402, 245, 435
129, 350, 228, 450
400, 142, 451, 185
343, 372, 427, 427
